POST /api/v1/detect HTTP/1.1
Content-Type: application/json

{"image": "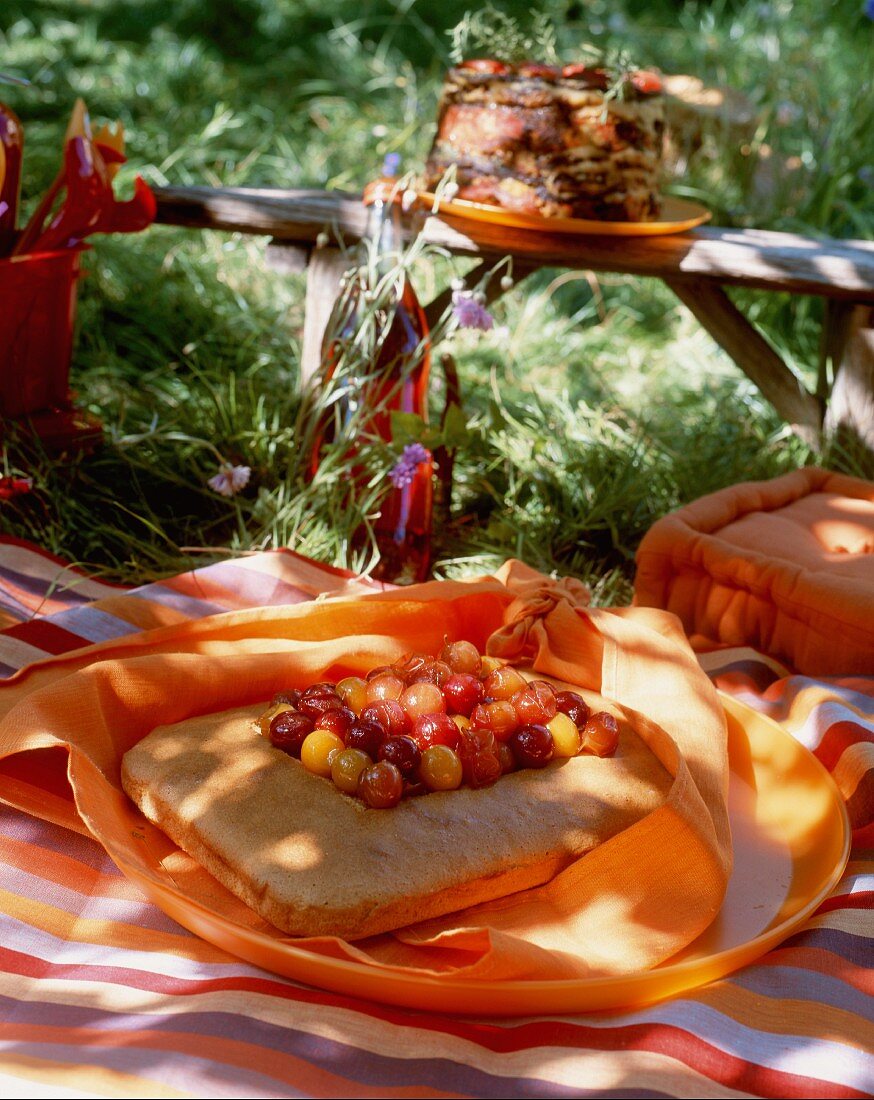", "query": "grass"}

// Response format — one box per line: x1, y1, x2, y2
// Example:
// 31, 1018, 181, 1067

1, 0, 871, 598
